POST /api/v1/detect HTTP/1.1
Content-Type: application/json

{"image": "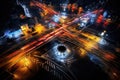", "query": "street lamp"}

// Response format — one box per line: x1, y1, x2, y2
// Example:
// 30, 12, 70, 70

100, 30, 106, 37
